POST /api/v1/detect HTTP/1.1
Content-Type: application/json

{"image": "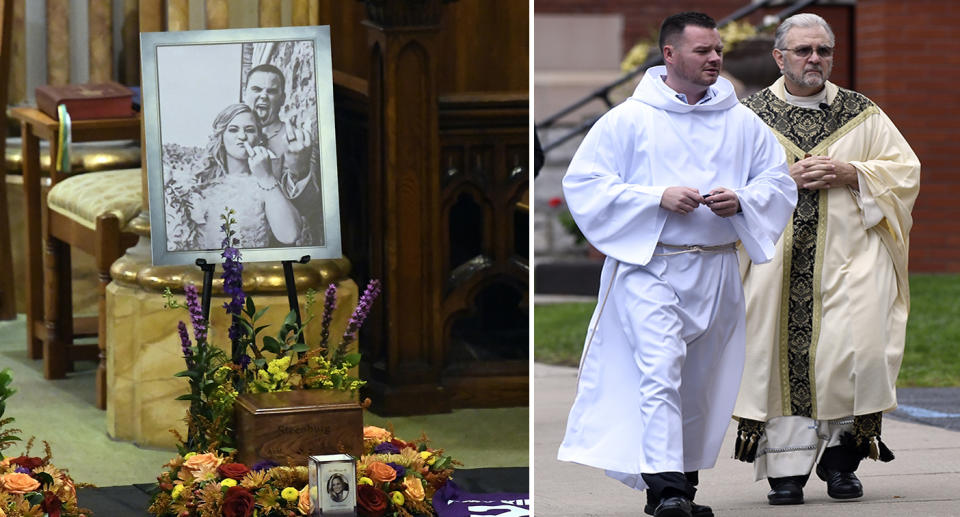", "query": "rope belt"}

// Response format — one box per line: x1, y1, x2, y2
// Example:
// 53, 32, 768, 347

653, 242, 738, 256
